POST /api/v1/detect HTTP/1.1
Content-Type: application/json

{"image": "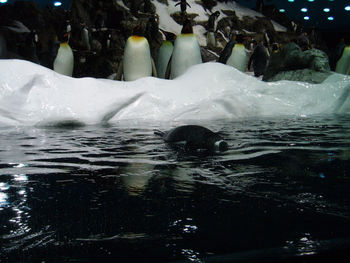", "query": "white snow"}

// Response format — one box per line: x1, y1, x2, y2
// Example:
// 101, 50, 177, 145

0, 59, 349, 127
